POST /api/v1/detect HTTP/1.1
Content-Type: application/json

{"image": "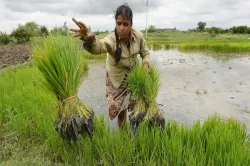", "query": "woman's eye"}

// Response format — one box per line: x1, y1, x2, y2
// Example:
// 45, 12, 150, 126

123, 22, 129, 26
